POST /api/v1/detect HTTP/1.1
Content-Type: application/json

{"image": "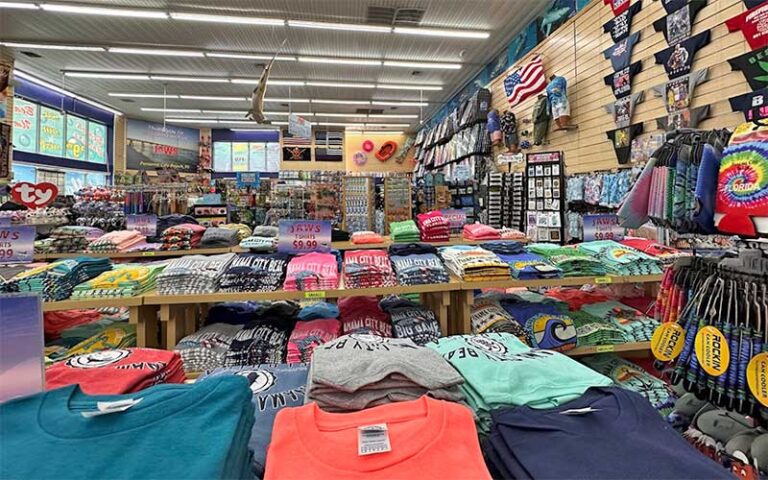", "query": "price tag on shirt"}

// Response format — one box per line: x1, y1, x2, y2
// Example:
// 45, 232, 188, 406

277, 220, 332, 254
0, 226, 35, 264
358, 424, 391, 456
